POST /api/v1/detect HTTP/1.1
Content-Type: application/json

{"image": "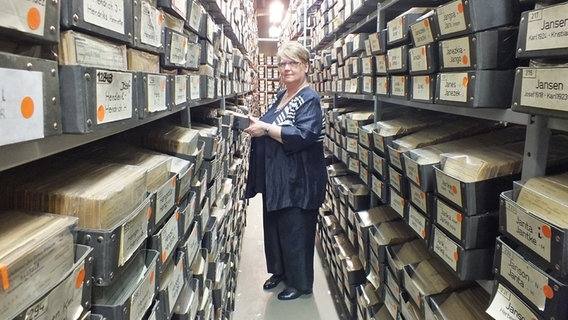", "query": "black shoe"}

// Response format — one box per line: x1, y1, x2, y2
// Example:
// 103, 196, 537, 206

263, 274, 285, 290
277, 287, 312, 300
